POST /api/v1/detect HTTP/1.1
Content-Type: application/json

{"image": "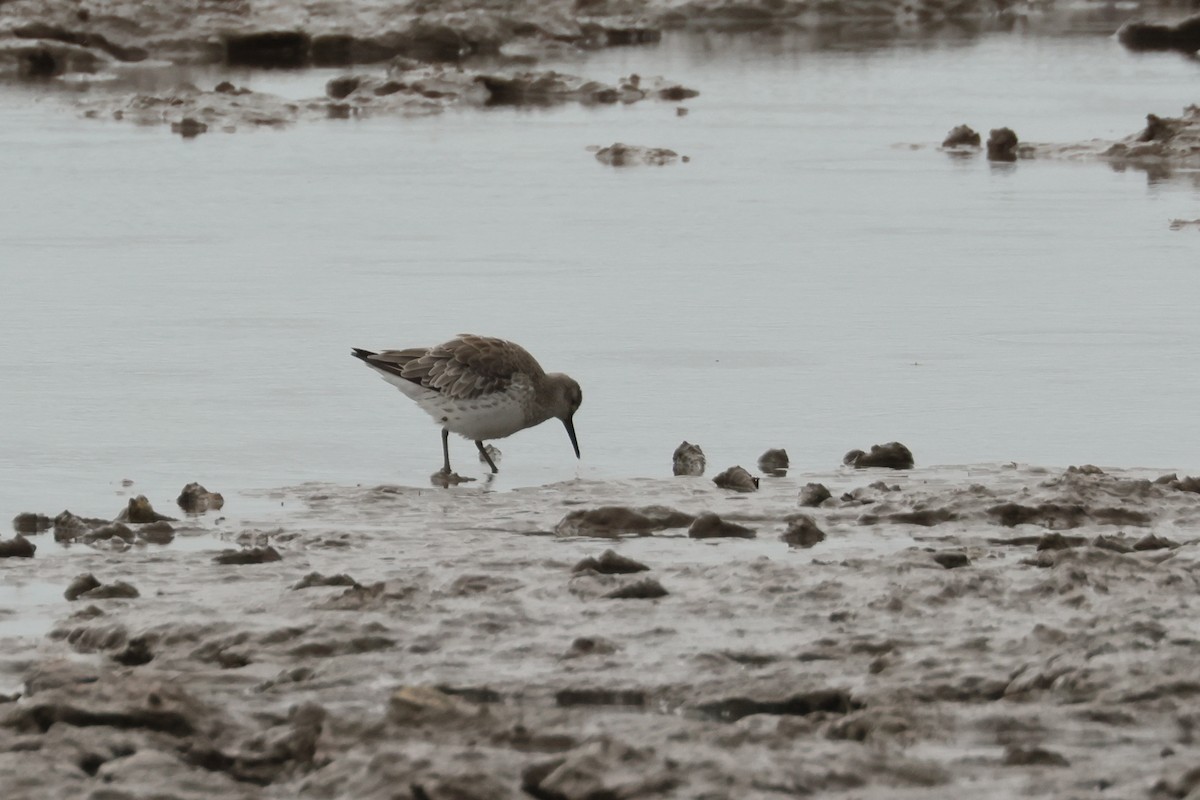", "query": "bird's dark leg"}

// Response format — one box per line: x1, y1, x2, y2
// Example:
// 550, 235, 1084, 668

441, 428, 452, 474
476, 441, 499, 473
